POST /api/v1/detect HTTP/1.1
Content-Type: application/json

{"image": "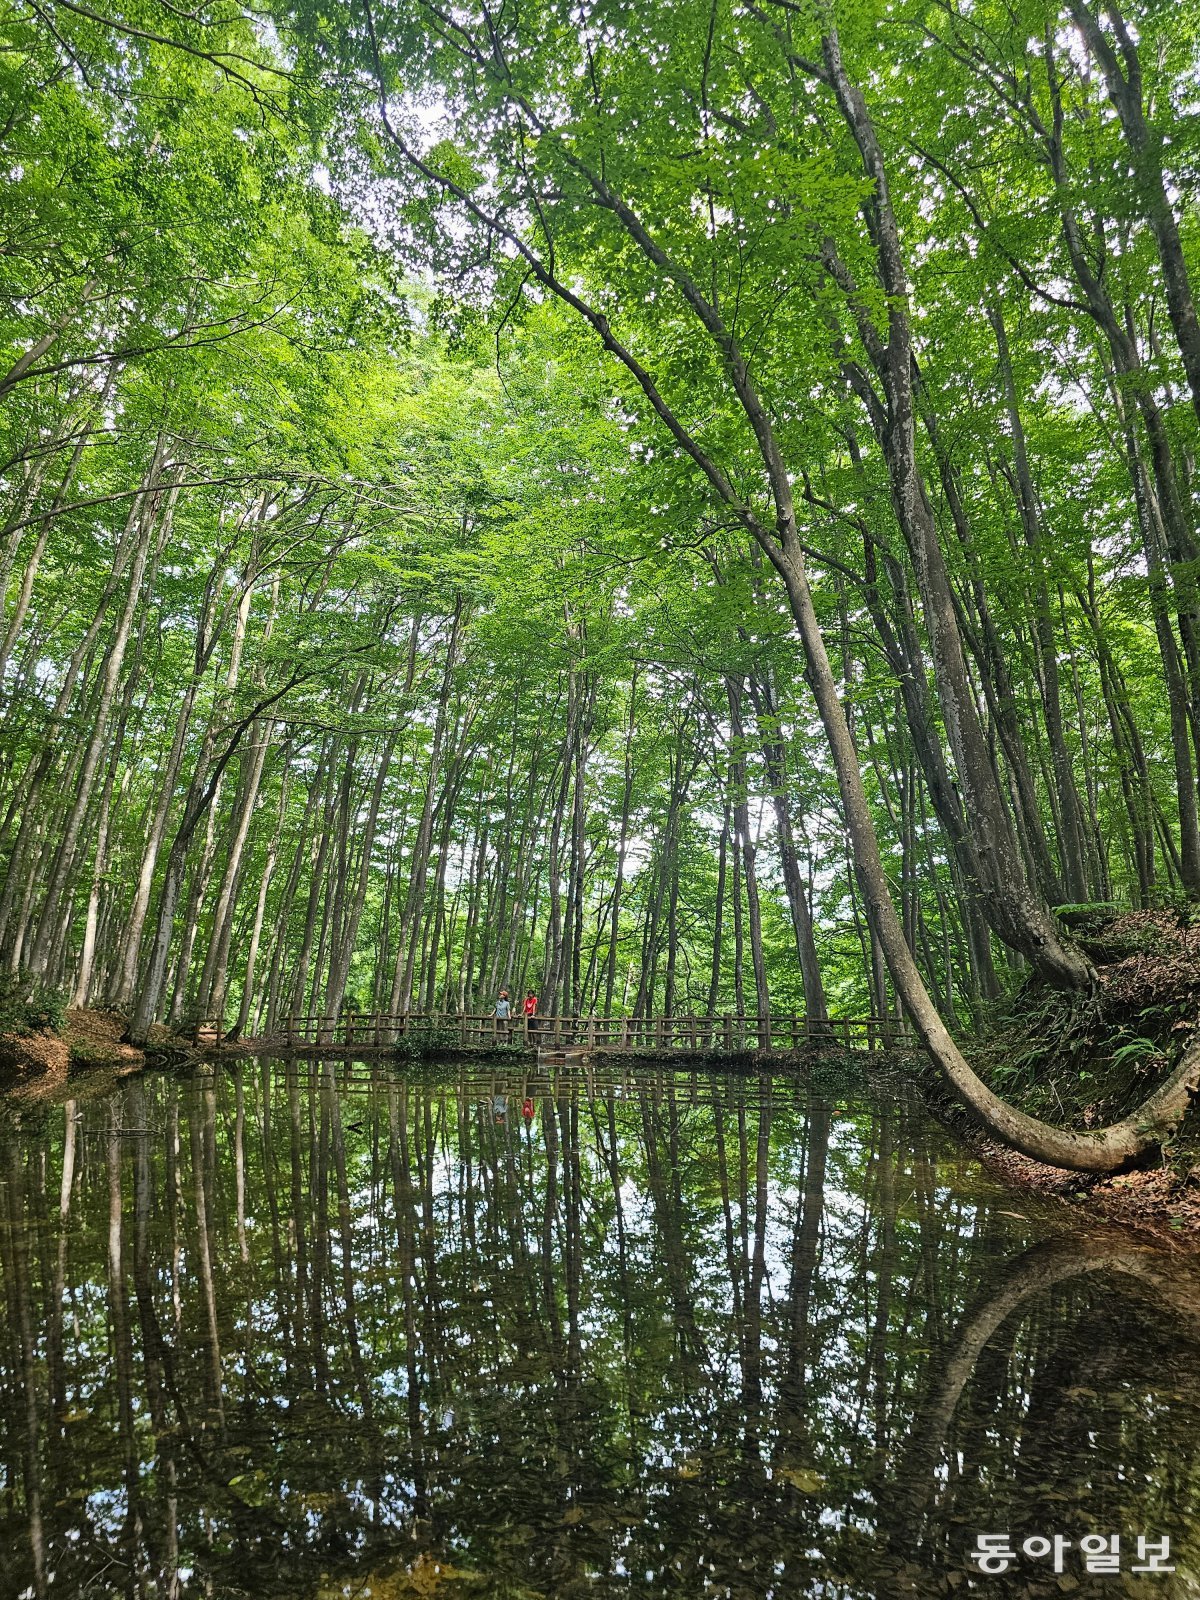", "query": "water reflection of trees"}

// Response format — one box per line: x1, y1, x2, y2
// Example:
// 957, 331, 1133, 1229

0, 1061, 1198, 1598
